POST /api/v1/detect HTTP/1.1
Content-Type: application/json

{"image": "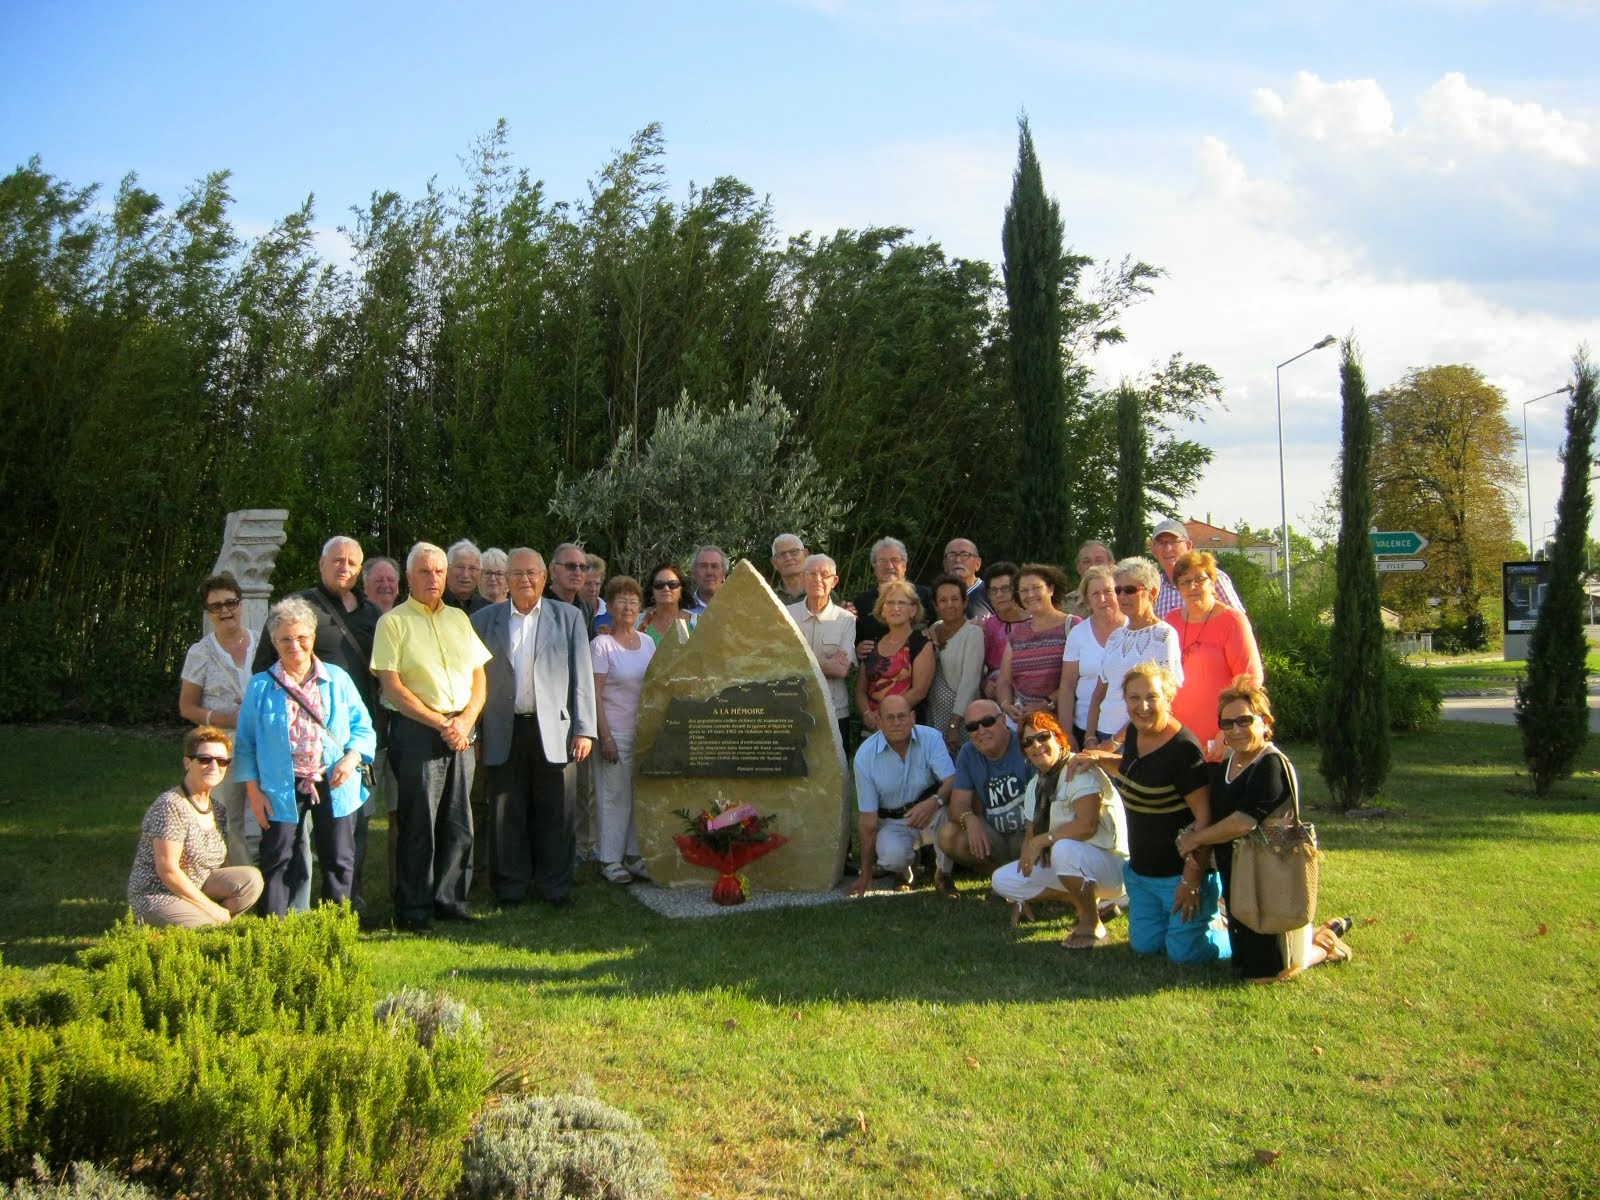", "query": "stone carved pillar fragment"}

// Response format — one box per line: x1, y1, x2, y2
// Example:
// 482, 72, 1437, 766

210, 509, 289, 637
